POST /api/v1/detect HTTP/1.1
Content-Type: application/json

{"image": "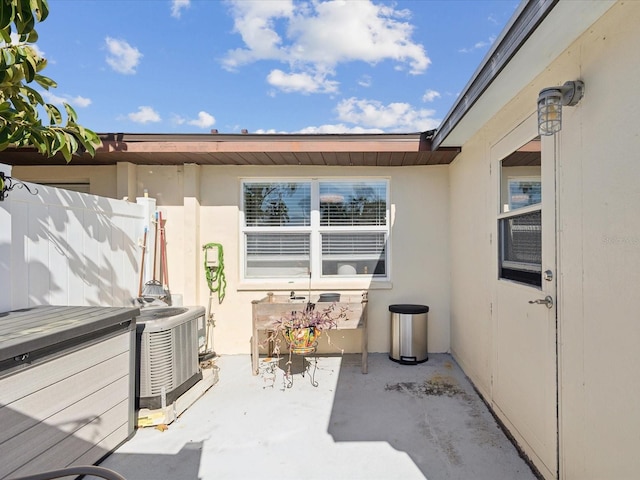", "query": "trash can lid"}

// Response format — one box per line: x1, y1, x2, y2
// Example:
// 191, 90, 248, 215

389, 304, 429, 314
